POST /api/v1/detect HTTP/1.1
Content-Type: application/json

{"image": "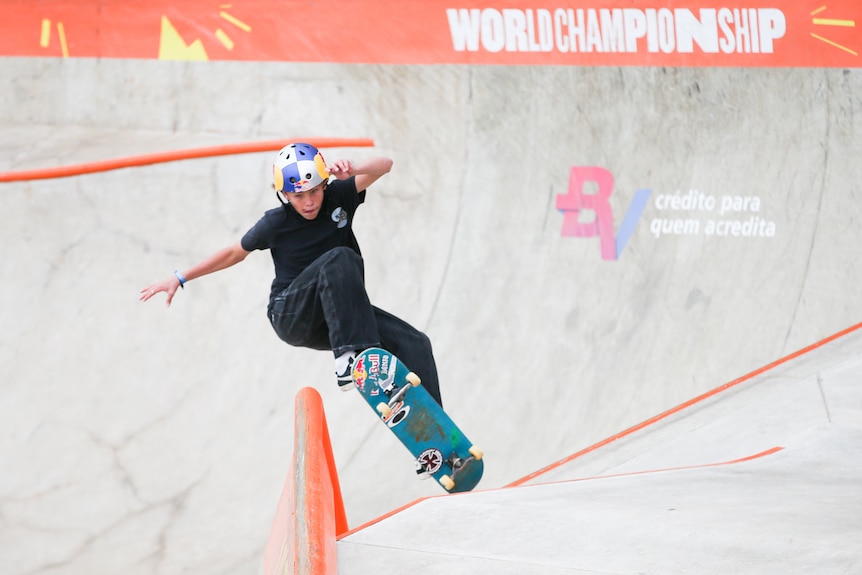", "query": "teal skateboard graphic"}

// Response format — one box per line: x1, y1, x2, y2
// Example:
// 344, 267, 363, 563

351, 347, 484, 492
